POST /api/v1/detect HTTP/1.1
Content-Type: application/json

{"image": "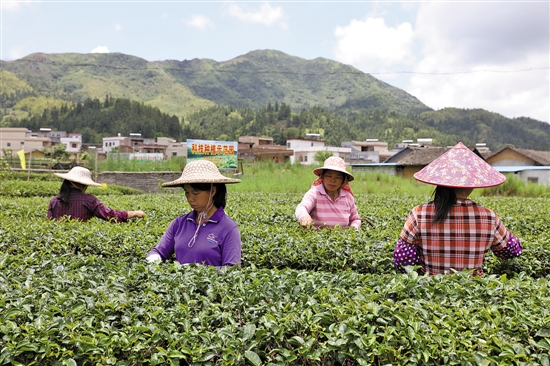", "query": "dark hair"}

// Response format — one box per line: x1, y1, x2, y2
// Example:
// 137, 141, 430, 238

432, 186, 457, 224
59, 180, 87, 204
186, 183, 227, 209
